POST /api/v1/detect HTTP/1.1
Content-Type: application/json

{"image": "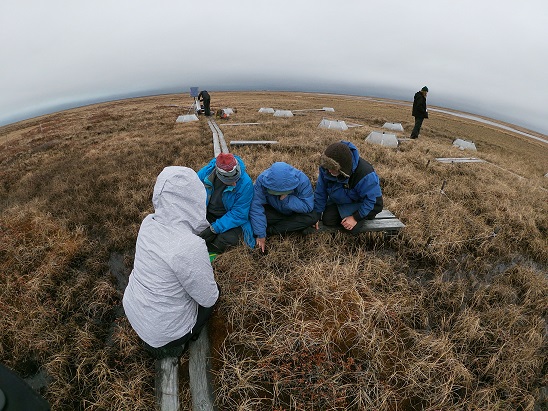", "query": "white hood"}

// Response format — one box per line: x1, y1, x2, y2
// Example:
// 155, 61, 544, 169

152, 166, 209, 233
